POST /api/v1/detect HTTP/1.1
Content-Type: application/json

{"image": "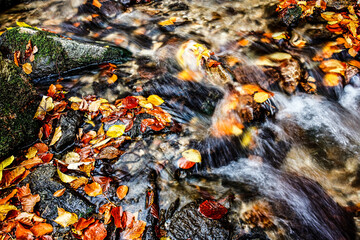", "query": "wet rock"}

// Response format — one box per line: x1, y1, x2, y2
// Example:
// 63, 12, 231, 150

0, 0, 31, 12
280, 5, 302, 27
20, 164, 95, 222
0, 53, 40, 158
167, 202, 230, 240
0, 27, 131, 80
325, 0, 357, 10
54, 110, 82, 152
